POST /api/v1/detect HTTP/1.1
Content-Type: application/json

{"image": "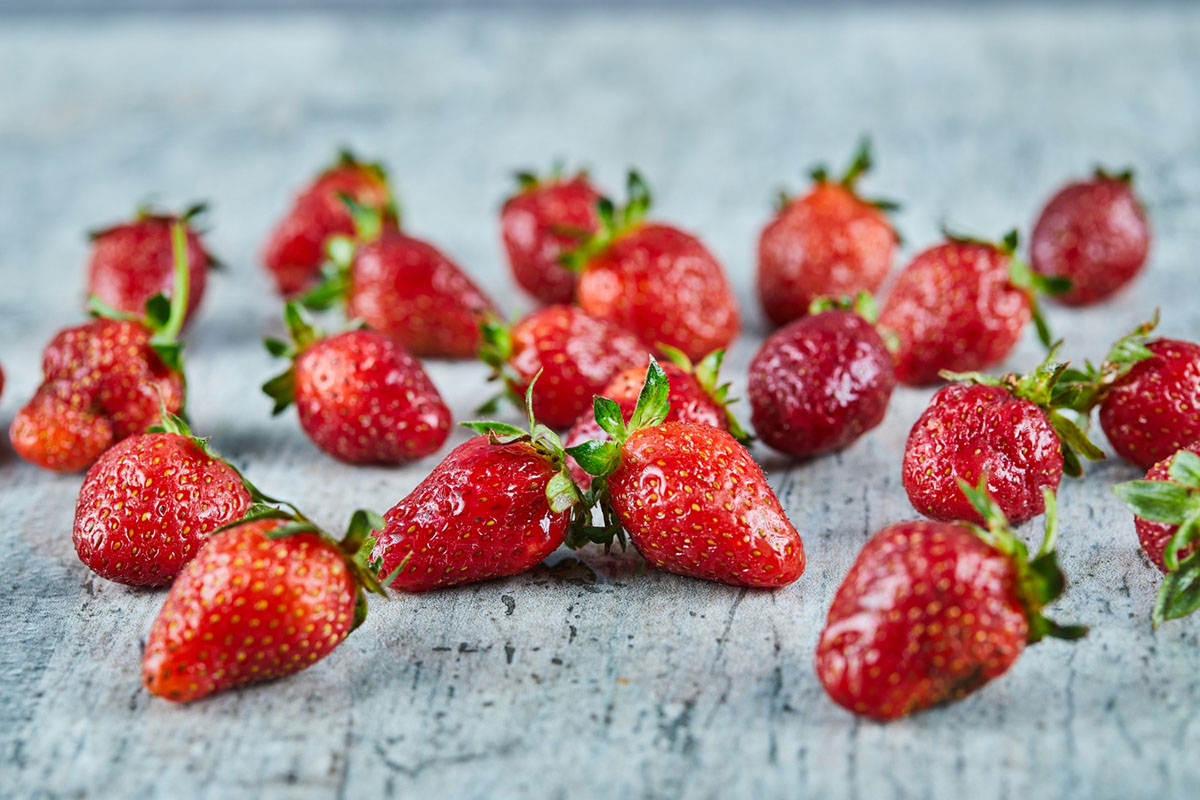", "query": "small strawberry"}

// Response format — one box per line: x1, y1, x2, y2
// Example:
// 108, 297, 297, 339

816, 479, 1085, 721
263, 149, 395, 296
1031, 168, 1150, 306
1113, 445, 1200, 626
263, 302, 451, 465
879, 230, 1067, 386
142, 507, 388, 702
757, 139, 899, 327
563, 171, 740, 361
748, 293, 895, 459
302, 196, 496, 358
567, 359, 804, 588
477, 304, 648, 429
500, 166, 601, 305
